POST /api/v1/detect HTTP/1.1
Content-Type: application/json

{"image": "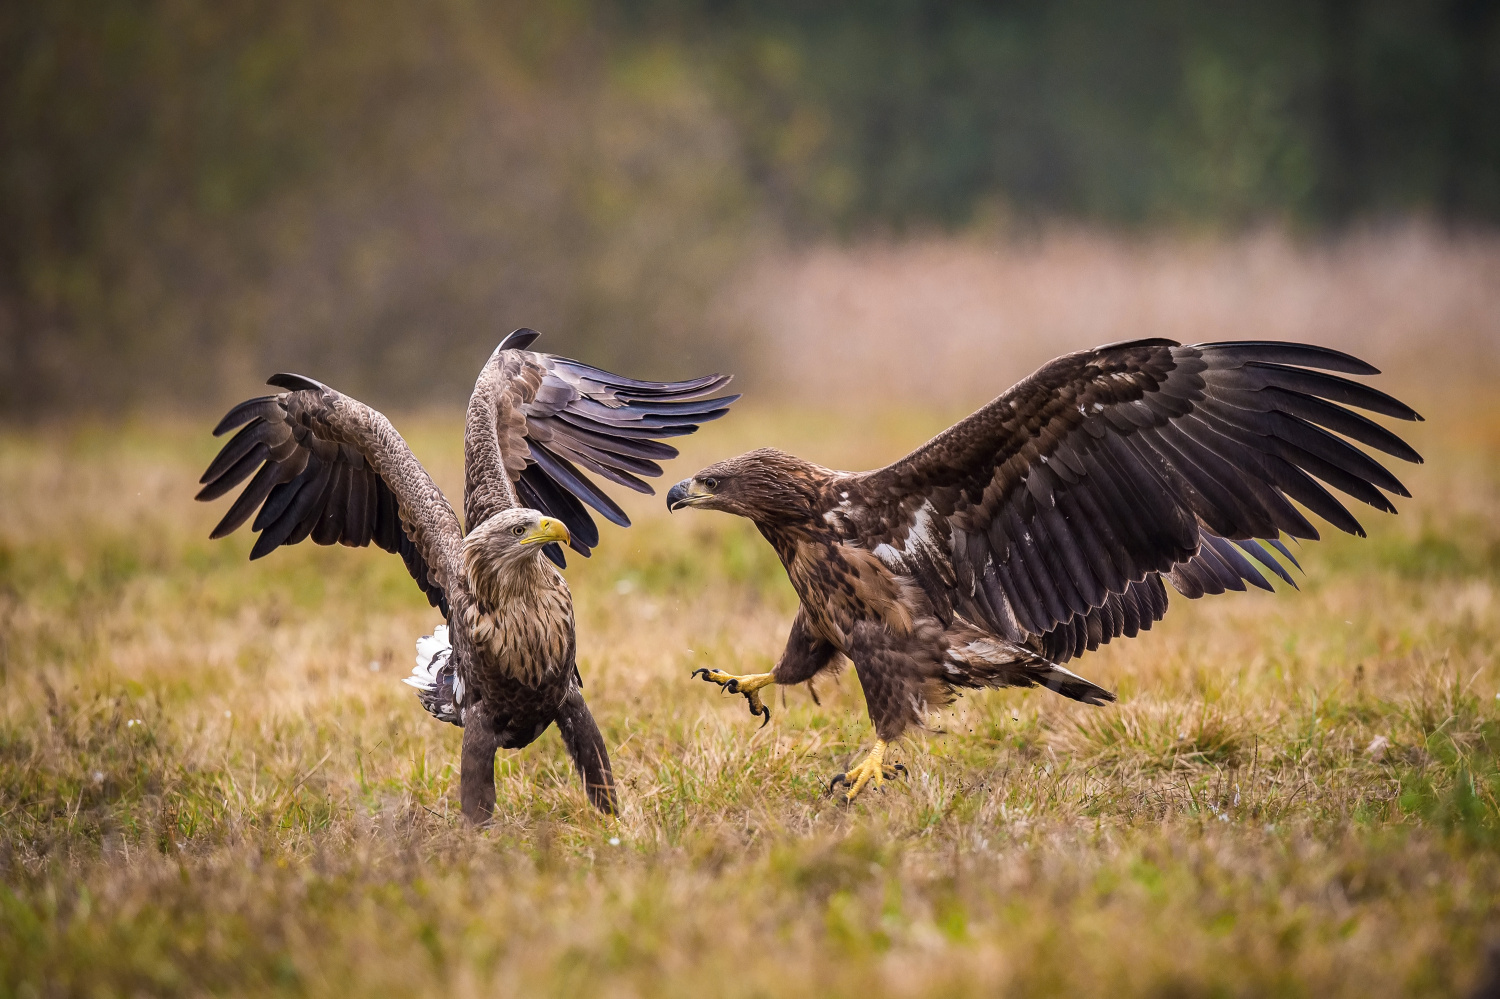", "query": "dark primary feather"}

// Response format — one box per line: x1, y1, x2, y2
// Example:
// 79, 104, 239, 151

498, 327, 542, 351
266, 372, 326, 393
1193, 341, 1380, 375
212, 396, 281, 437
527, 441, 631, 528
849, 338, 1421, 660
